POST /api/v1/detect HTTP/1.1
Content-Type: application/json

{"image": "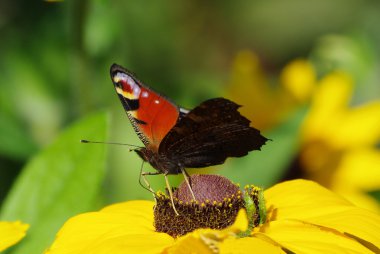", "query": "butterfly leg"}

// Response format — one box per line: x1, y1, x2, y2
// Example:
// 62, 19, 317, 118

140, 171, 159, 197
164, 174, 179, 216
138, 160, 160, 199
181, 167, 196, 201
